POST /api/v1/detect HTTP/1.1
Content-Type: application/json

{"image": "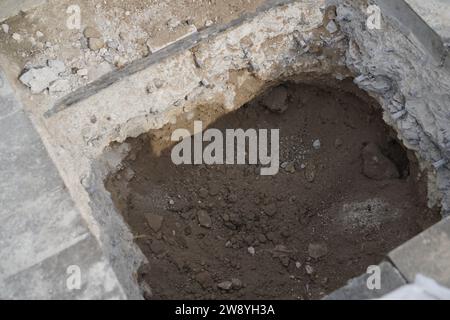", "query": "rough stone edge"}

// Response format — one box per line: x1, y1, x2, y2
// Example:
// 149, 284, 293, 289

44, 0, 302, 117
